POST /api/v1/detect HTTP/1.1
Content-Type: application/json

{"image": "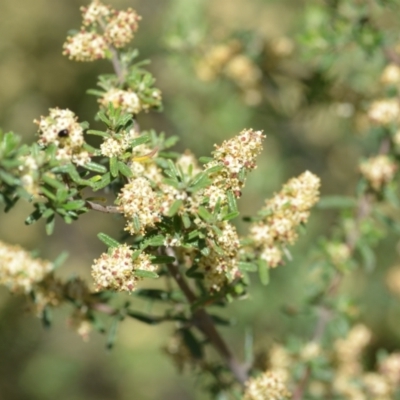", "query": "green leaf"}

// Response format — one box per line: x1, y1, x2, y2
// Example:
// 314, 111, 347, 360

167, 199, 183, 217
258, 259, 270, 285
118, 161, 133, 178
106, 318, 119, 349
188, 172, 211, 192
227, 190, 238, 212
135, 289, 170, 301
25, 209, 43, 225
92, 173, 111, 191
205, 164, 224, 175
317, 196, 357, 209
143, 235, 165, 247
198, 206, 213, 222
134, 269, 159, 278
199, 156, 213, 164
46, 215, 55, 235
86, 129, 110, 138
357, 242, 376, 272
244, 327, 254, 365
40, 186, 56, 201
0, 170, 19, 185
182, 213, 191, 229
97, 110, 110, 125
150, 256, 175, 265
164, 135, 179, 148
110, 157, 118, 178
63, 200, 86, 211
84, 162, 107, 173
222, 211, 240, 221
130, 134, 150, 148
238, 262, 258, 272
42, 208, 54, 219
97, 232, 121, 248
56, 188, 69, 203
126, 310, 163, 325
53, 251, 69, 269
181, 329, 203, 359
132, 214, 141, 233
